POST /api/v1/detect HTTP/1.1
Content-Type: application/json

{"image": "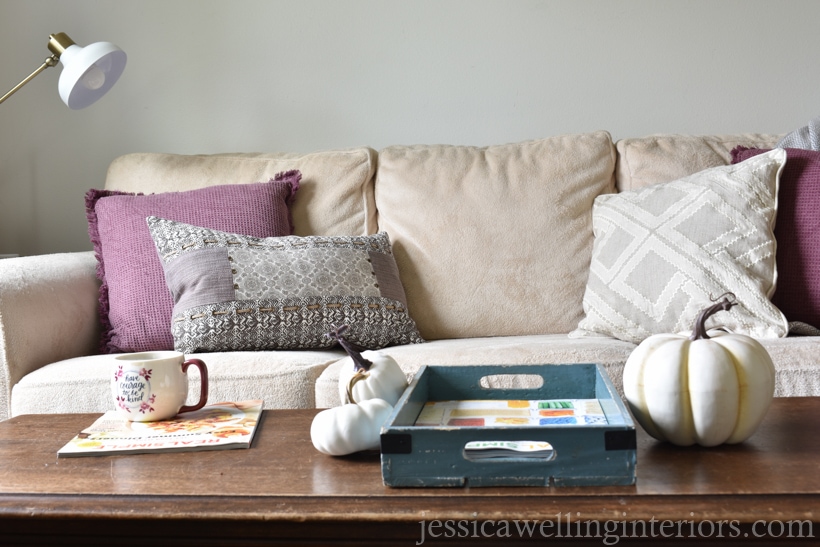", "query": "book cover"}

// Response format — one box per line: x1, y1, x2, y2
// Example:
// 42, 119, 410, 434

57, 399, 263, 457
